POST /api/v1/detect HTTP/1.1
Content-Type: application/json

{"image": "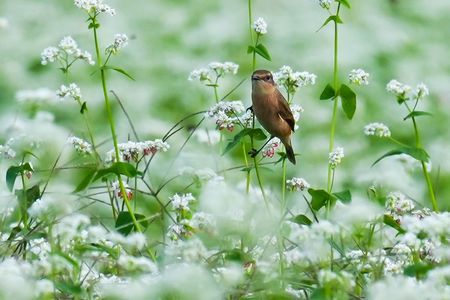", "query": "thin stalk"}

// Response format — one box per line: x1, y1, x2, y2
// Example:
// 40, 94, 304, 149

248, 0, 254, 44
92, 18, 141, 232
243, 143, 251, 193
